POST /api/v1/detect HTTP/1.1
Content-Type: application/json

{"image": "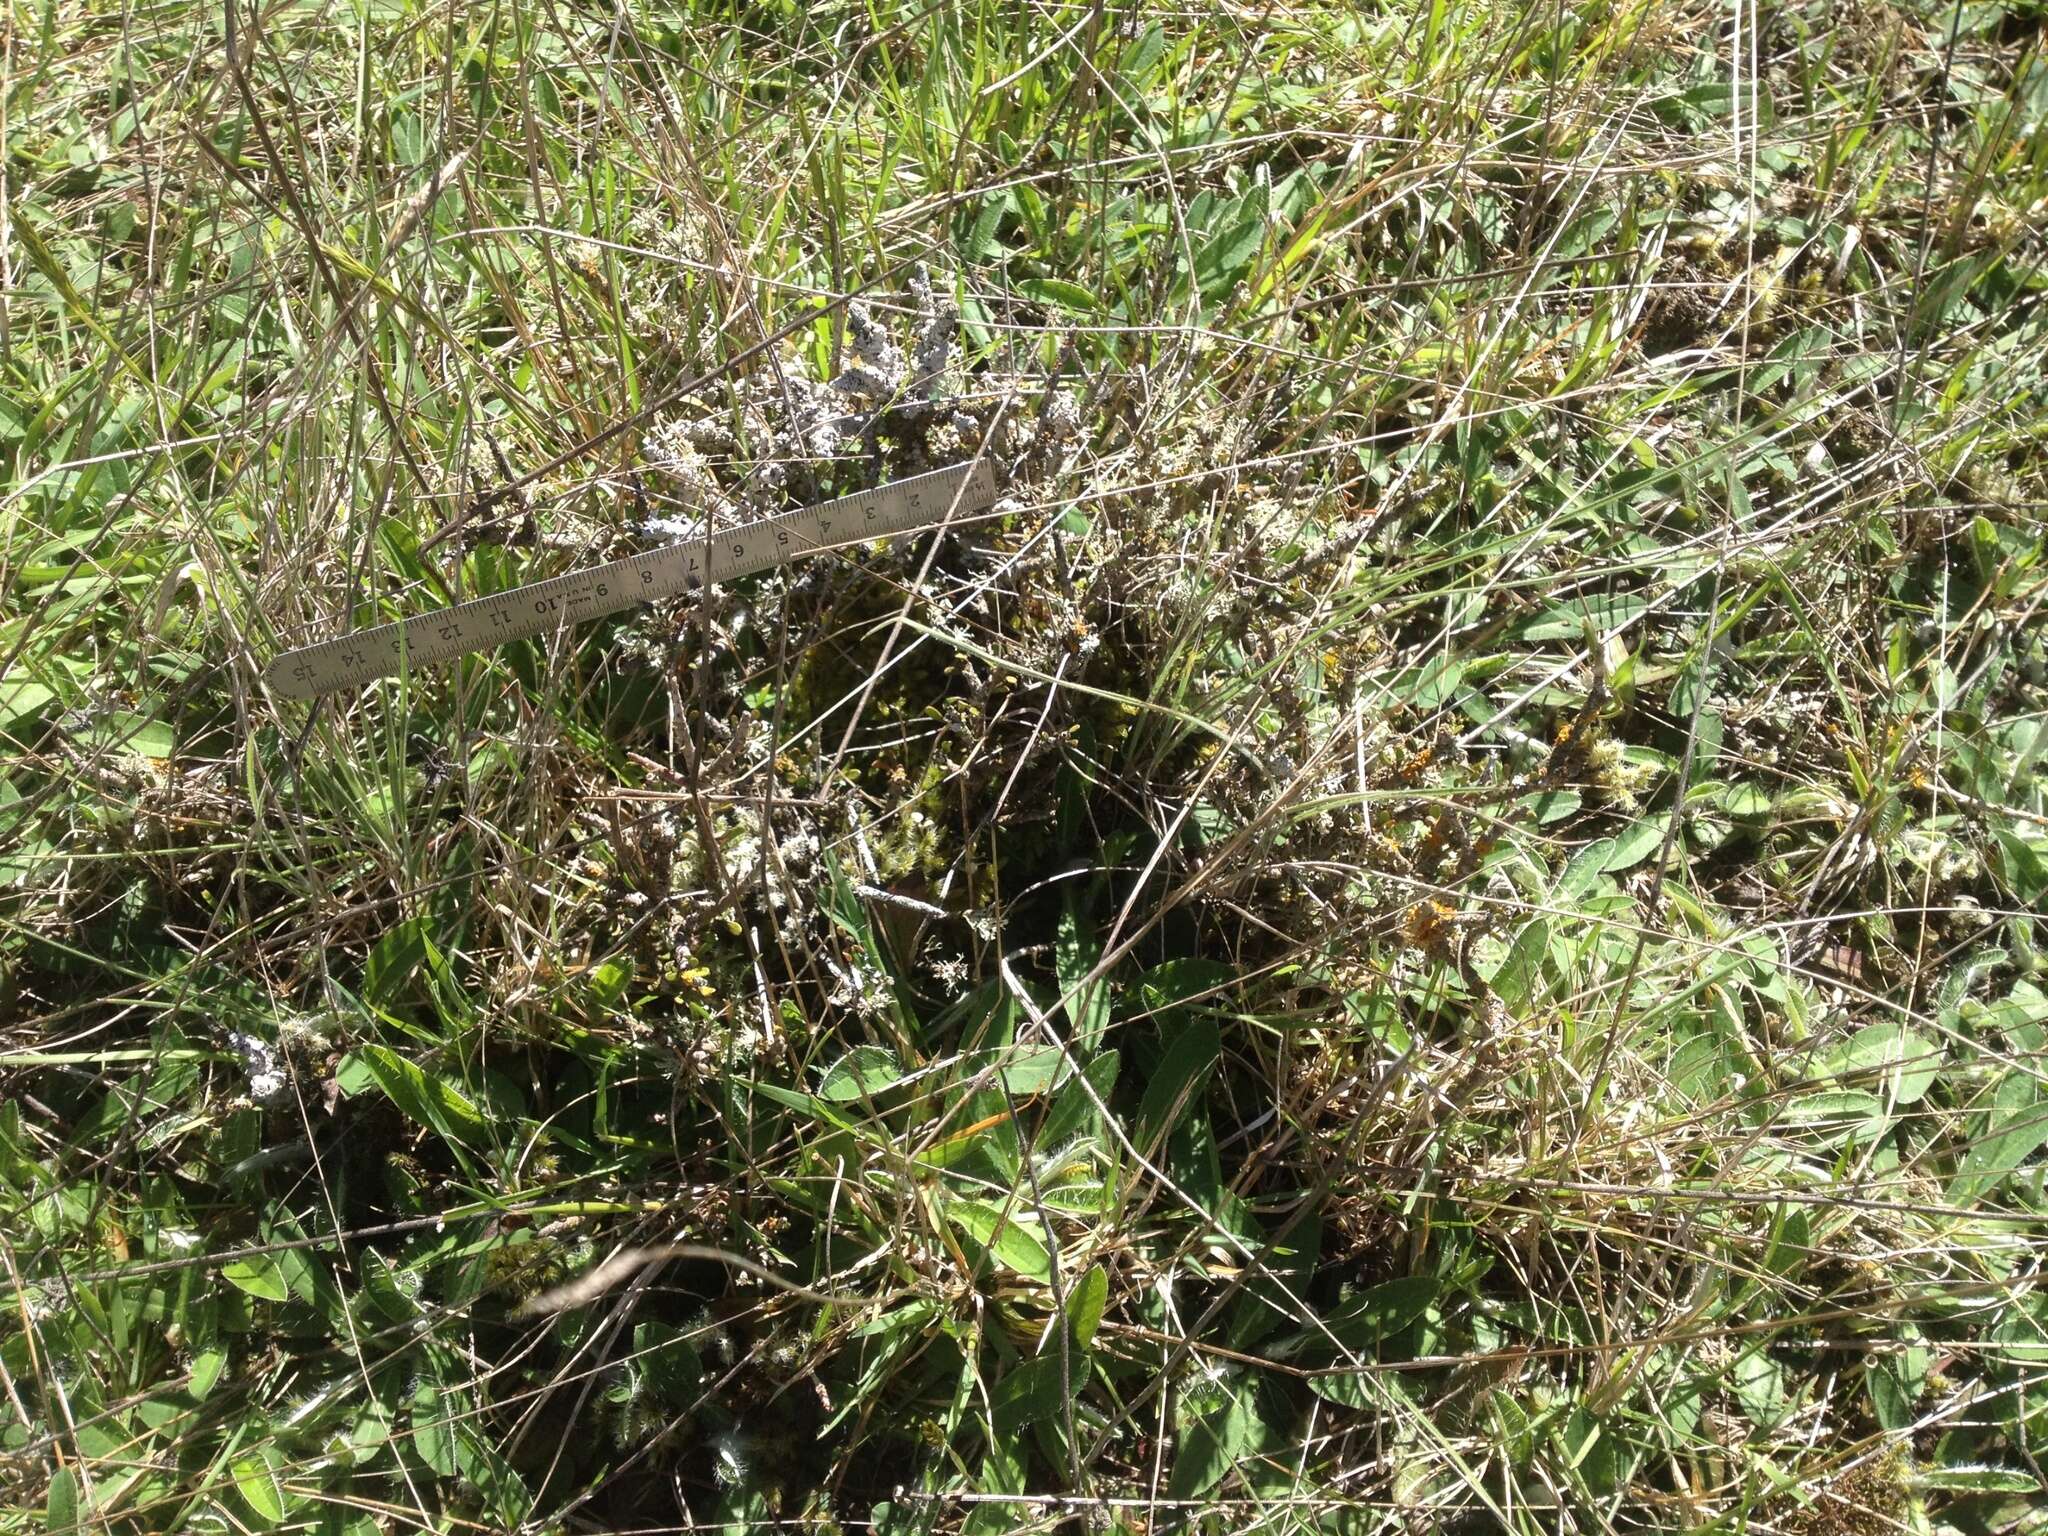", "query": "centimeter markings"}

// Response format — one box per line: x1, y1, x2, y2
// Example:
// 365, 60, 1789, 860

262, 460, 999, 699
